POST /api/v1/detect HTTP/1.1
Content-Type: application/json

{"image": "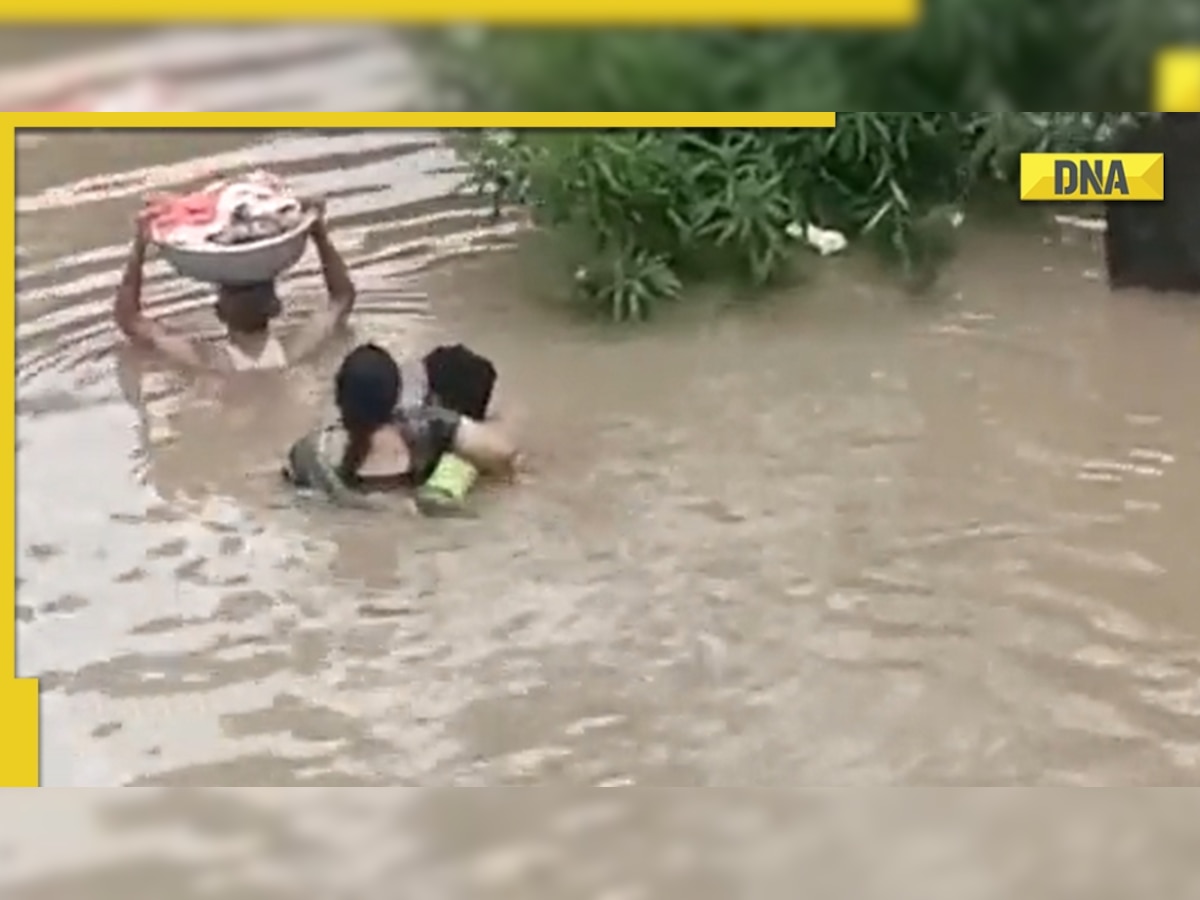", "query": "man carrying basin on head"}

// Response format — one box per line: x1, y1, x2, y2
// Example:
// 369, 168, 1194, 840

112, 196, 357, 372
